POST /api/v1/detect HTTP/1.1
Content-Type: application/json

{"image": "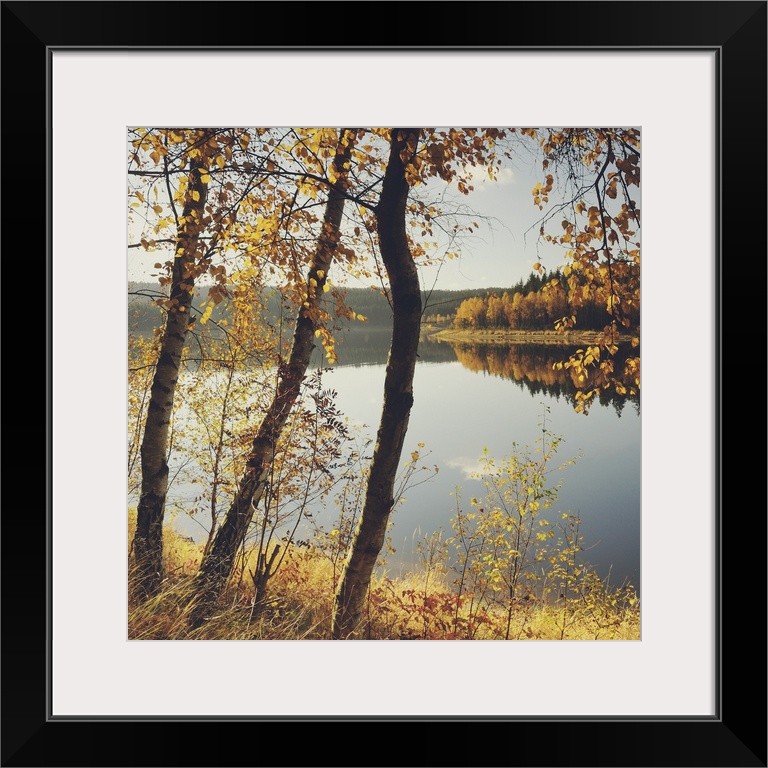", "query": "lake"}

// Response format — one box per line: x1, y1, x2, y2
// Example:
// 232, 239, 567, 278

154, 326, 641, 594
